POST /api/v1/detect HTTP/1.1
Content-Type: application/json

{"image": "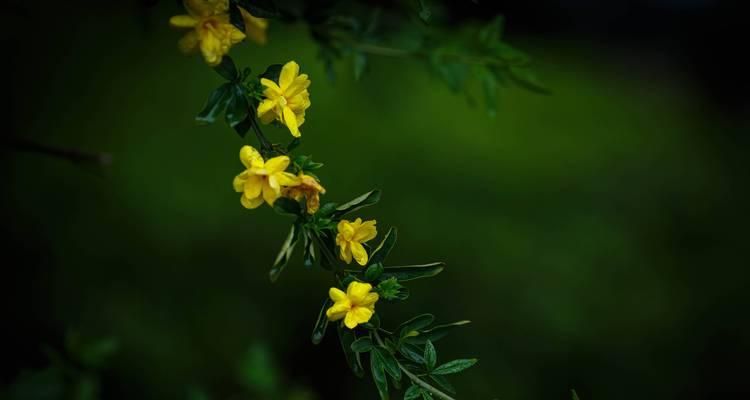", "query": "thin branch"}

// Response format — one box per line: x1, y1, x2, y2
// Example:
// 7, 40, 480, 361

3, 138, 112, 166
372, 331, 456, 400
